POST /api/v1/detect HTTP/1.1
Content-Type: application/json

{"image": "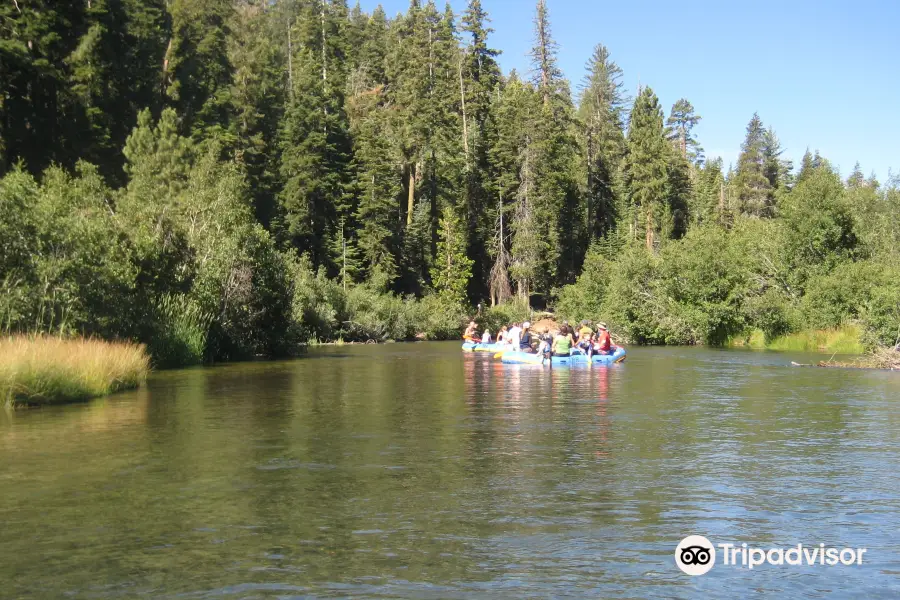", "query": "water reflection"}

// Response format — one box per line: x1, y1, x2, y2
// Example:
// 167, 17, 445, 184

0, 344, 898, 598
